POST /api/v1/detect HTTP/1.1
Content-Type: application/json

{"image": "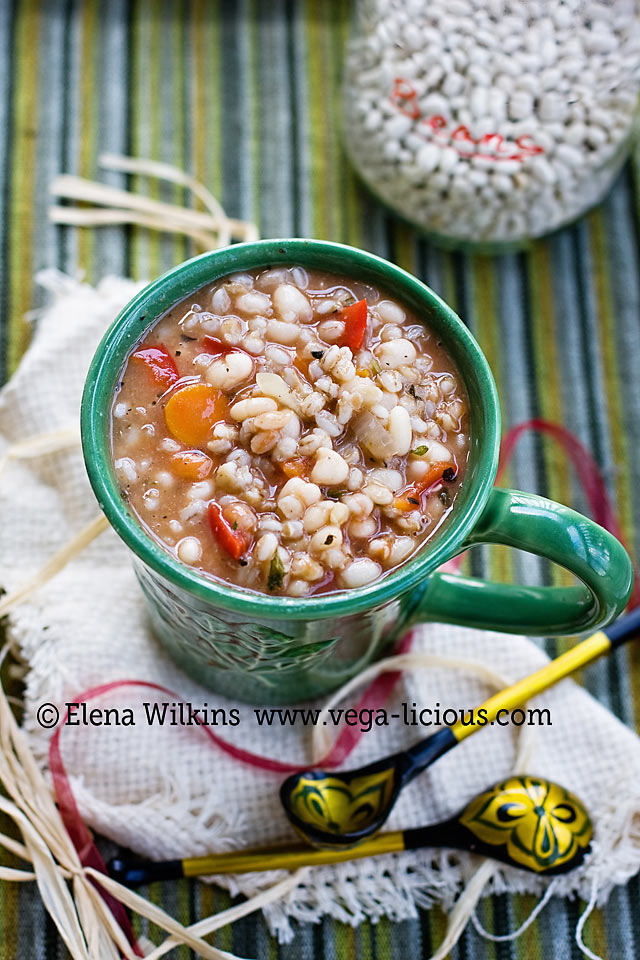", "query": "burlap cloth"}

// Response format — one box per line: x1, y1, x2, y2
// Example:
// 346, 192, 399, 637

2, 270, 640, 944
